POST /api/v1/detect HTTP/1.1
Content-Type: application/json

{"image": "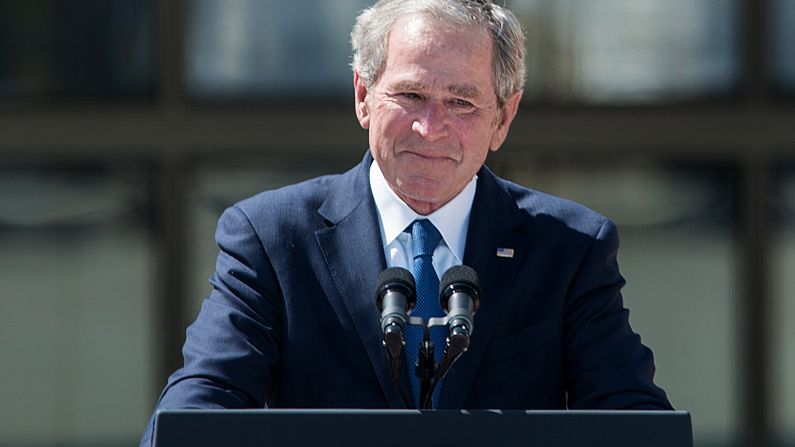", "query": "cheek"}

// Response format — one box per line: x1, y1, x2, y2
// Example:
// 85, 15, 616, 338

372, 113, 413, 146
455, 113, 497, 138
456, 122, 497, 155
